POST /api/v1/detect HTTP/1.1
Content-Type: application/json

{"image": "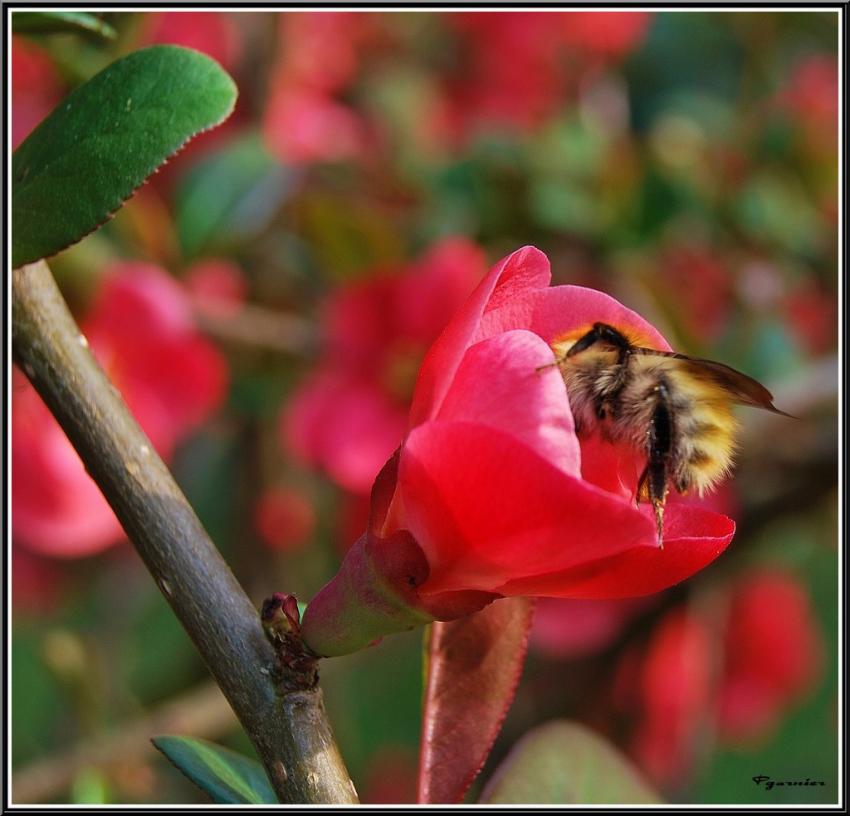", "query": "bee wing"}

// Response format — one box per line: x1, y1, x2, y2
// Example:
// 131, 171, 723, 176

633, 348, 793, 417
